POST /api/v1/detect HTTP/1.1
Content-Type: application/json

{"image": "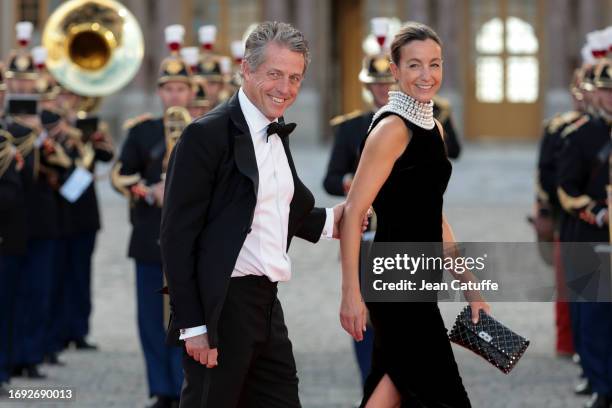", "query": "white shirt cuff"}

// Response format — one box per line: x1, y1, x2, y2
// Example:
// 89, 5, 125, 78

596, 209, 608, 227
322, 208, 335, 239
179, 325, 207, 340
